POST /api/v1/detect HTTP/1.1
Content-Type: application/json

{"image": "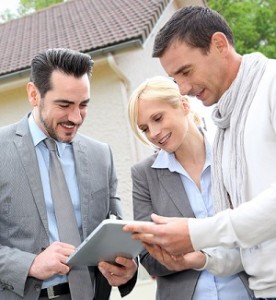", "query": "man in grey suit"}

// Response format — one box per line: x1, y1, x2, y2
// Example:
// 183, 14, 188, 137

0, 48, 137, 299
